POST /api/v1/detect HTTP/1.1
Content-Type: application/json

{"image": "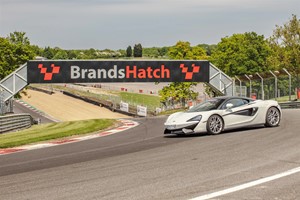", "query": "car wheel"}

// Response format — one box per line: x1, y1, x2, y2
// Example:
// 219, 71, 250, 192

207, 115, 224, 135
265, 107, 281, 127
